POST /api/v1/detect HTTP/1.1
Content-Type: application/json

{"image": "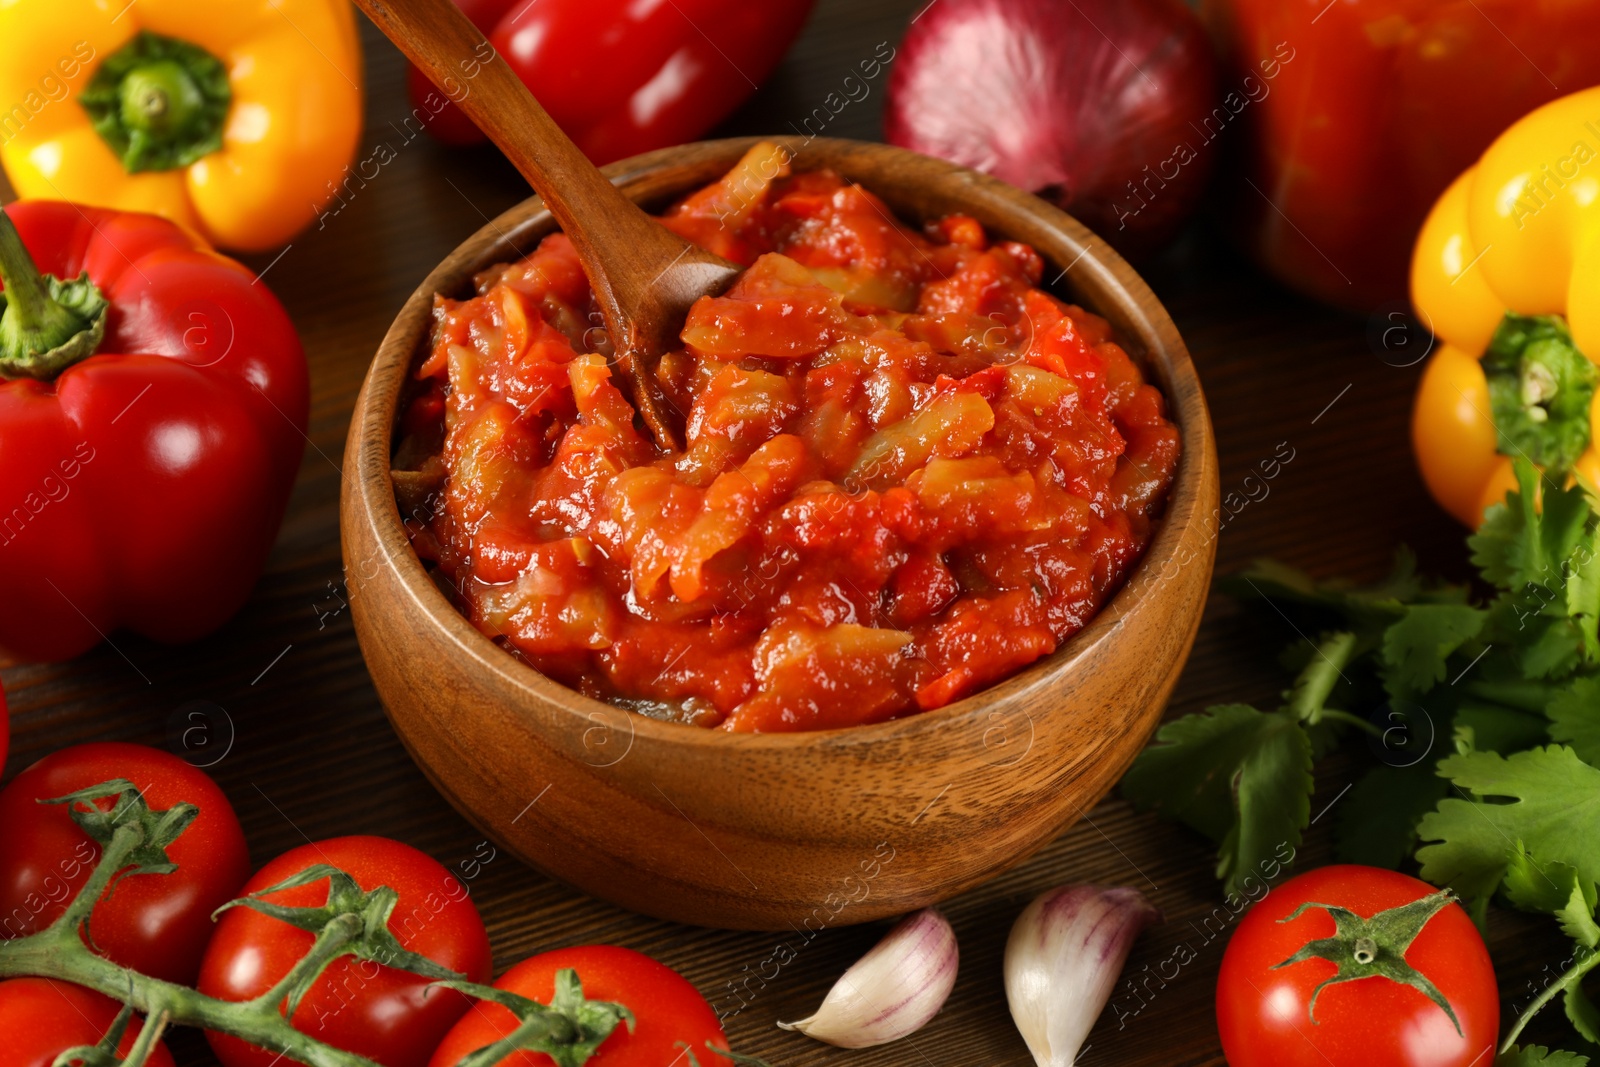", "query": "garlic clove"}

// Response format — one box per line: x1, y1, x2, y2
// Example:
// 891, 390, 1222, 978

778, 907, 958, 1048
1004, 884, 1161, 1067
